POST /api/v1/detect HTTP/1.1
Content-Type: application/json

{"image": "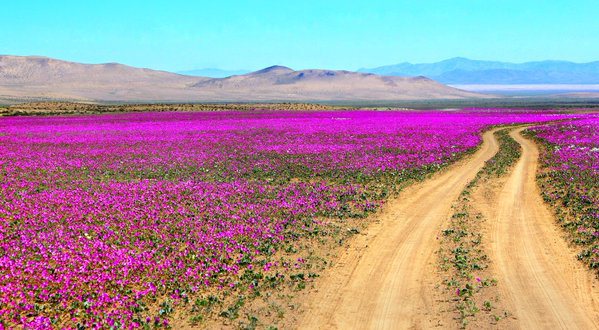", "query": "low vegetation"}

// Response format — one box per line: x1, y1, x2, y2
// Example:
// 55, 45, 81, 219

0, 110, 580, 327
0, 102, 346, 116
437, 128, 522, 328
527, 116, 599, 273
